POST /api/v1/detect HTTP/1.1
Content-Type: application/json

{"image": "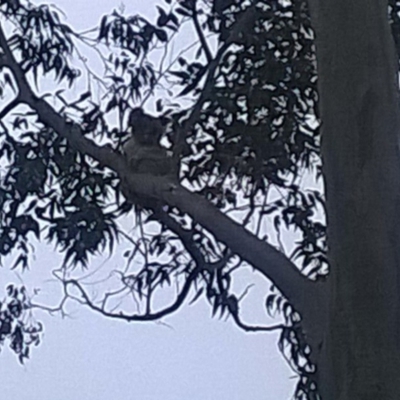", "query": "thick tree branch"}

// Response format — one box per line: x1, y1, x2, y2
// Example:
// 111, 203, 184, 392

0, 21, 323, 319
0, 53, 6, 67
146, 178, 321, 310
156, 212, 288, 333
154, 210, 209, 268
